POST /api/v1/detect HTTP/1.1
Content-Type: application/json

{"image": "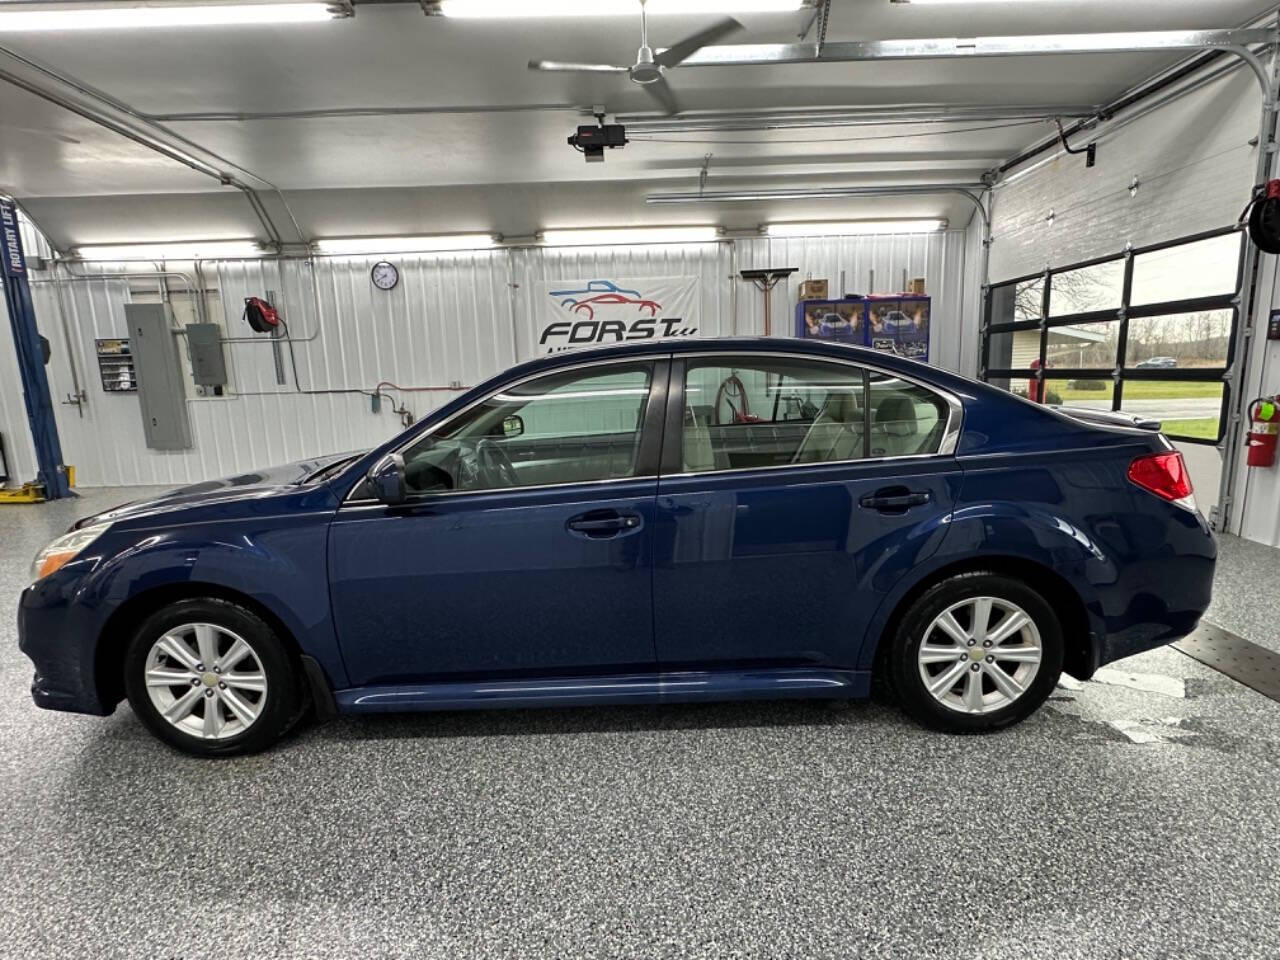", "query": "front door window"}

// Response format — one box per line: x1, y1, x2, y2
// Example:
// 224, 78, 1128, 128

400, 362, 654, 494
